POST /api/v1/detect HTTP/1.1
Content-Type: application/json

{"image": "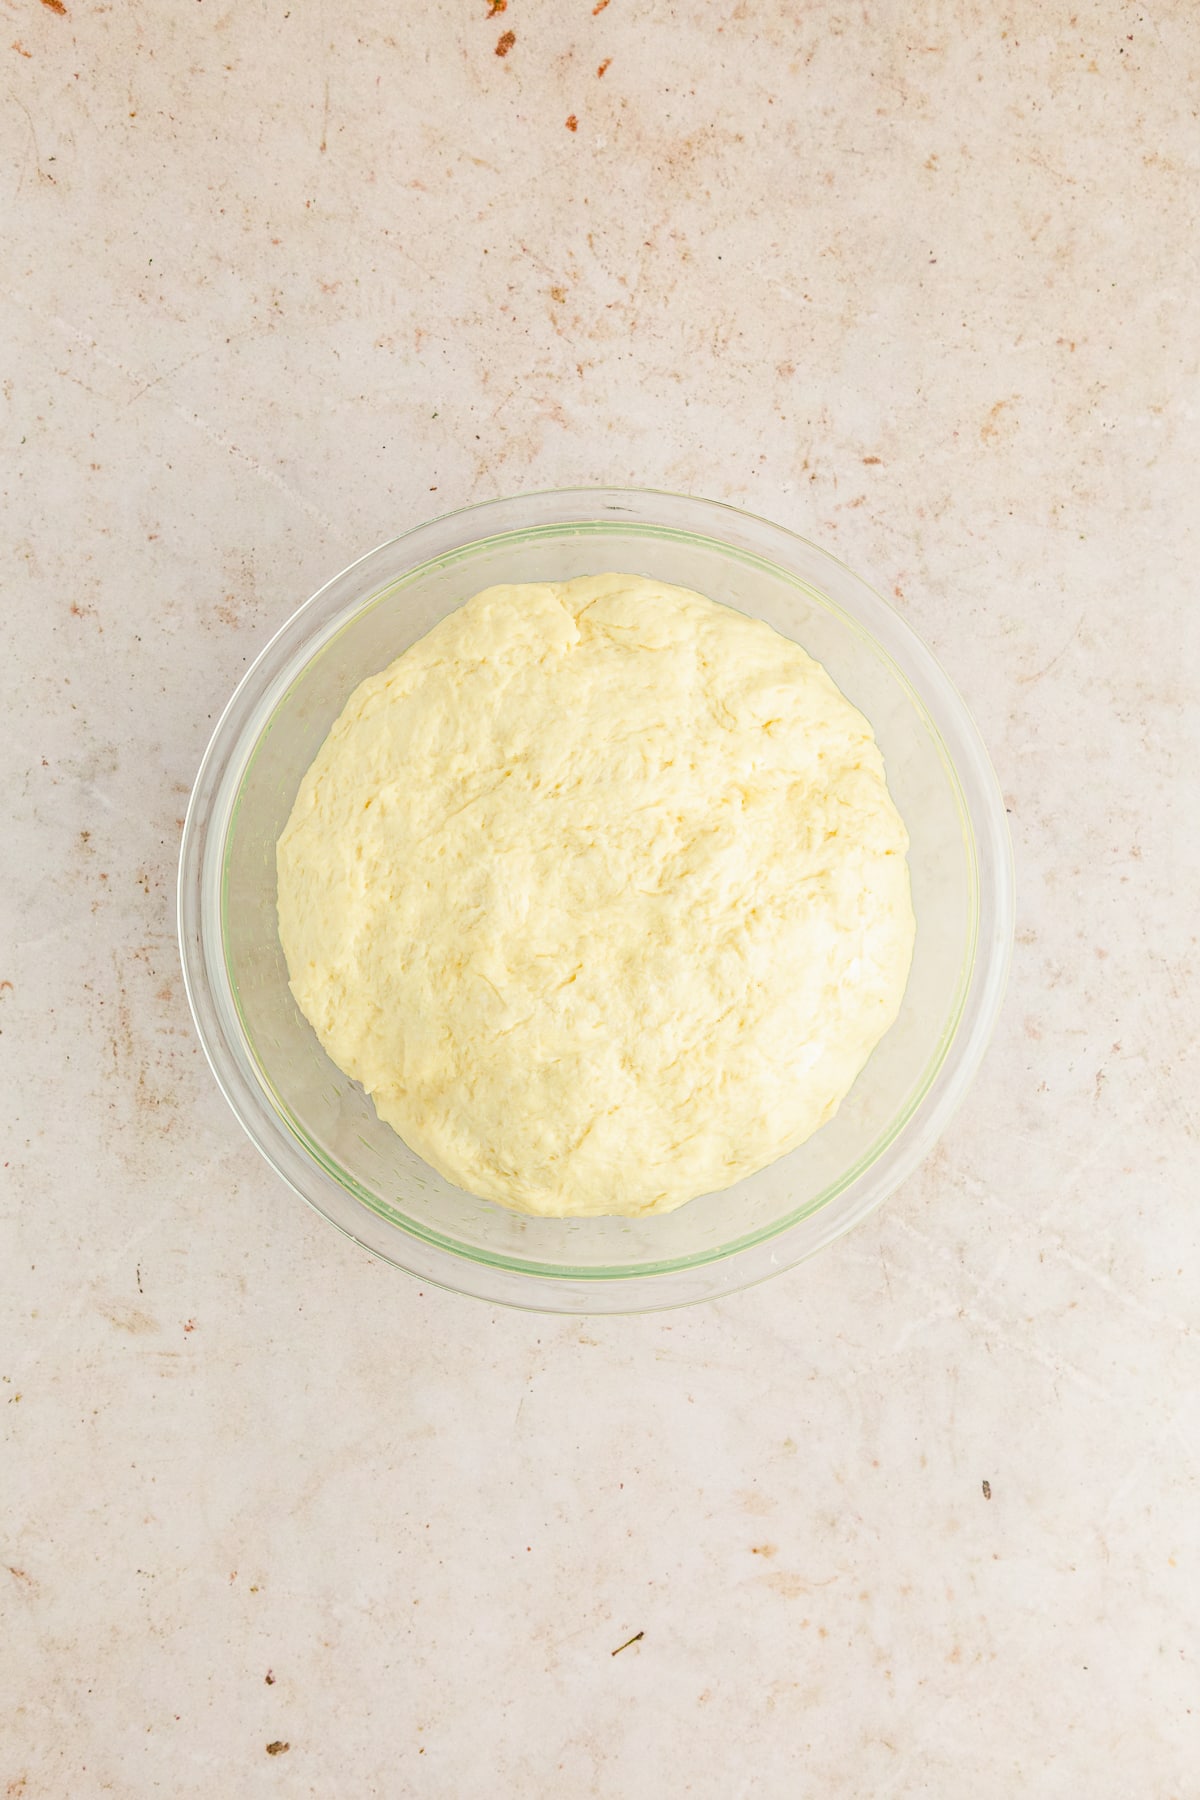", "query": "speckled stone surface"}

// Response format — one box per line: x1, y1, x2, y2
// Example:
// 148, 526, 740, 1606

3, 2, 1198, 1794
